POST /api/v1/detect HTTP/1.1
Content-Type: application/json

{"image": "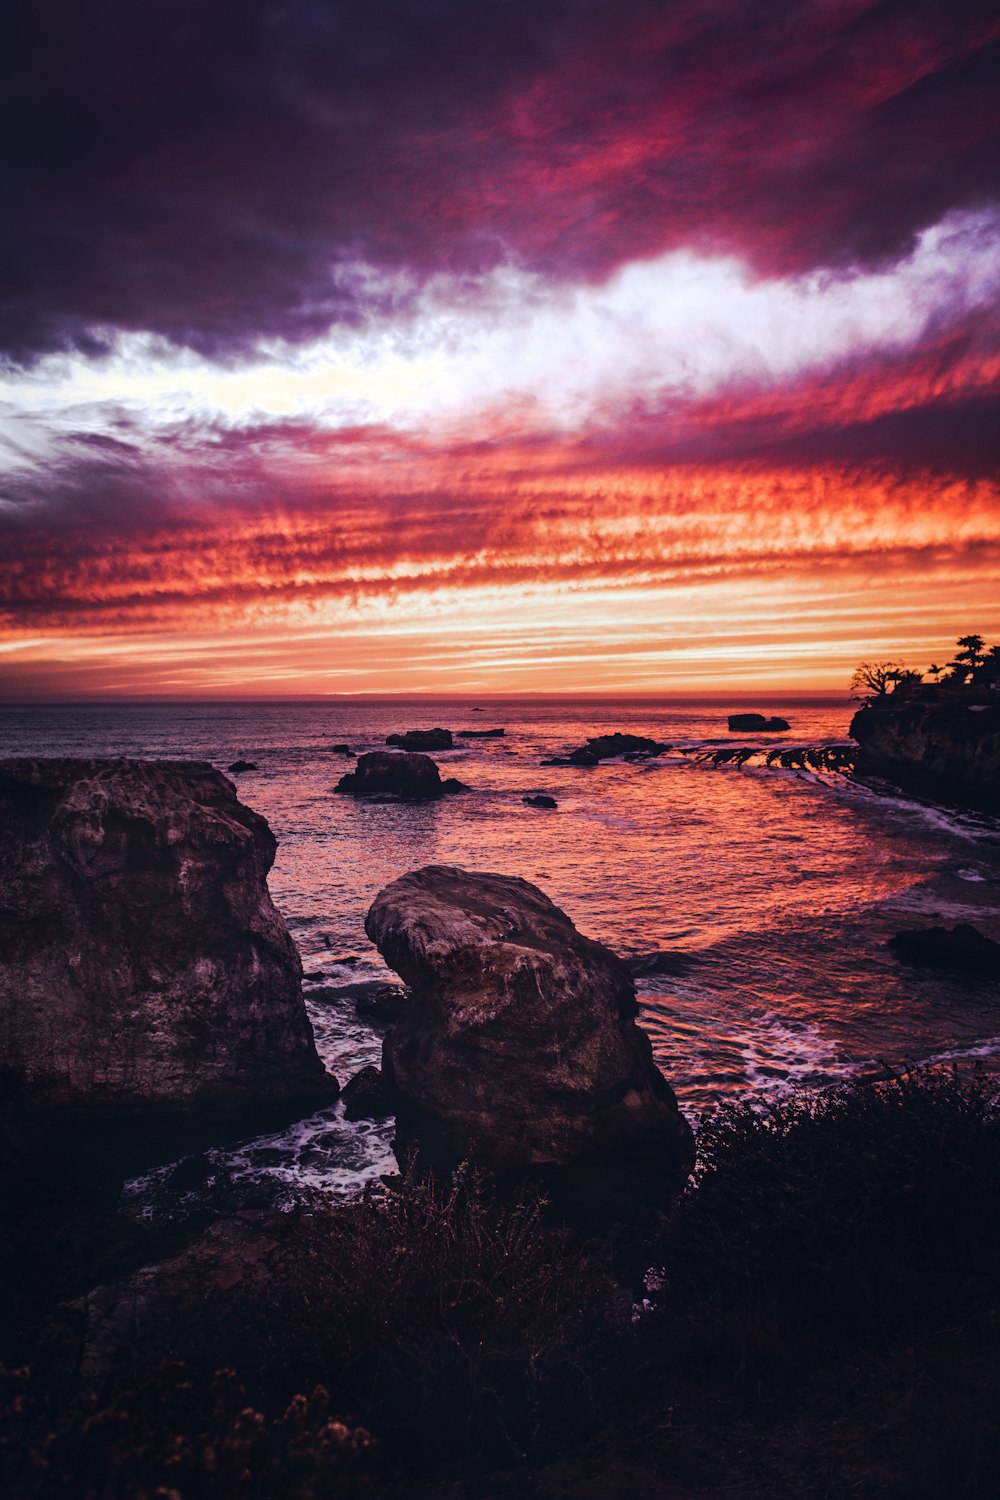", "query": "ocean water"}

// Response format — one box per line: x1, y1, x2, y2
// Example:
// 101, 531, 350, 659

3, 697, 999, 1213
